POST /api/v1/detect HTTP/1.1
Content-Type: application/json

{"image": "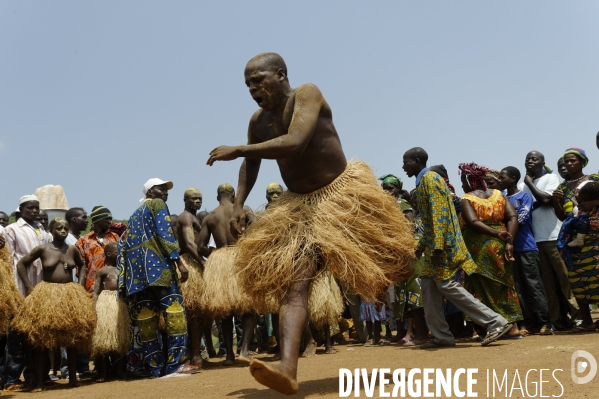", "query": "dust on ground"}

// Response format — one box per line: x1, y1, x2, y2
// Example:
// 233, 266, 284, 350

6, 331, 598, 398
